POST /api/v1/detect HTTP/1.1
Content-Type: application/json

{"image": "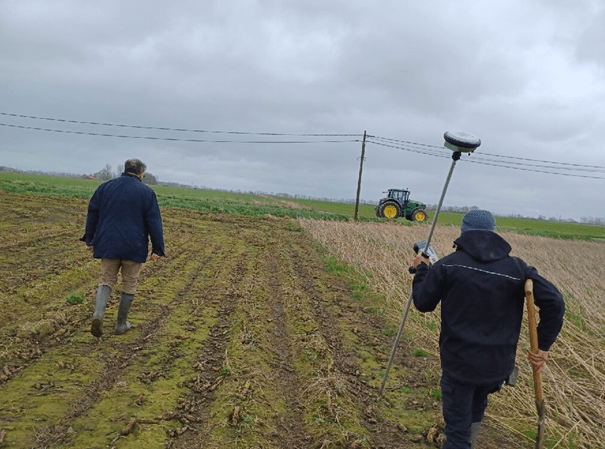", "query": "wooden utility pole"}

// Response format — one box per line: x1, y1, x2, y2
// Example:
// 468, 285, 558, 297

354, 131, 367, 220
